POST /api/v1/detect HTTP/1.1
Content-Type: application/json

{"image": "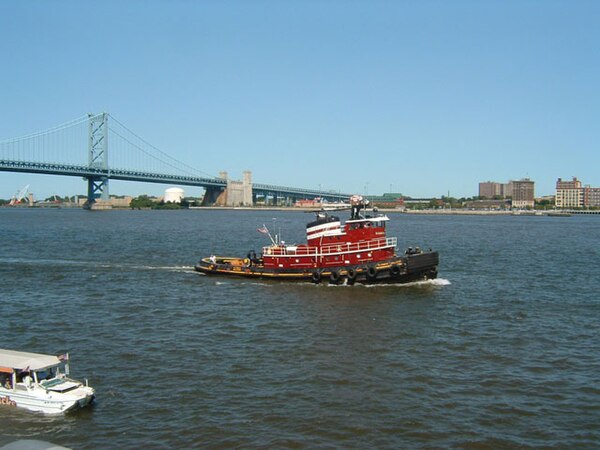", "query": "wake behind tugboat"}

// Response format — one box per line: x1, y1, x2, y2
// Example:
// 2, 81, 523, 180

195, 196, 439, 285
